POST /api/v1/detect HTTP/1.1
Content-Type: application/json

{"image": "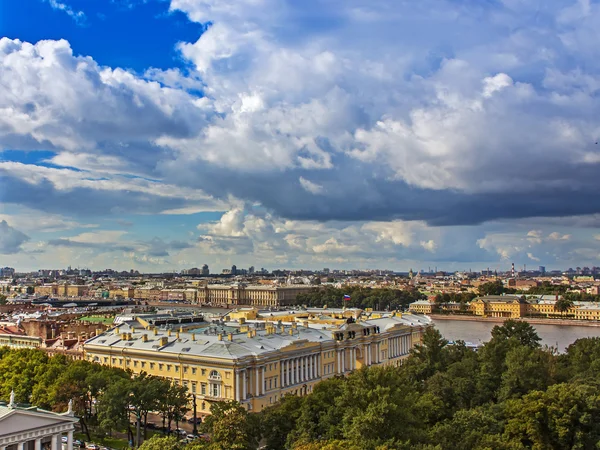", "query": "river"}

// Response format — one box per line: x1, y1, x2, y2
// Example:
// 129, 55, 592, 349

432, 318, 600, 352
